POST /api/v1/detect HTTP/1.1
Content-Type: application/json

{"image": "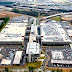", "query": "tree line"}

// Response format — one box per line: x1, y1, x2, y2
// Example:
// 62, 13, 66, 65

0, 17, 10, 29
11, 8, 39, 17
